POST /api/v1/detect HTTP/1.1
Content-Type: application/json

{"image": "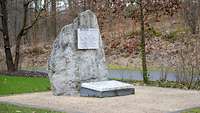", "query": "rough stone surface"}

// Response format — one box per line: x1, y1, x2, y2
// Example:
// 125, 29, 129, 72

80, 80, 135, 97
48, 10, 108, 96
